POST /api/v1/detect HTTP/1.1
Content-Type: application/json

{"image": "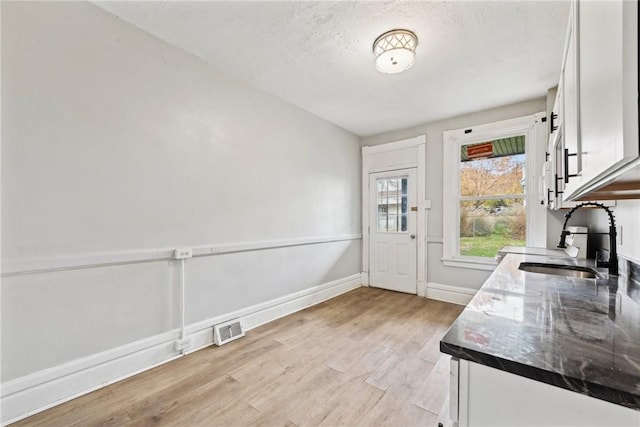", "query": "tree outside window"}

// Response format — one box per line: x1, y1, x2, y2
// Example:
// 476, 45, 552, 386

458, 139, 526, 257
